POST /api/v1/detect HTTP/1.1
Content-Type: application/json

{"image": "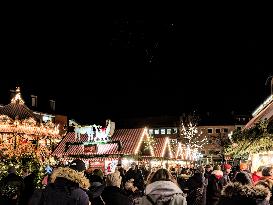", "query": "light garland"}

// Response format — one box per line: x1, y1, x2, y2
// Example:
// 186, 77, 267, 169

134, 128, 154, 156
